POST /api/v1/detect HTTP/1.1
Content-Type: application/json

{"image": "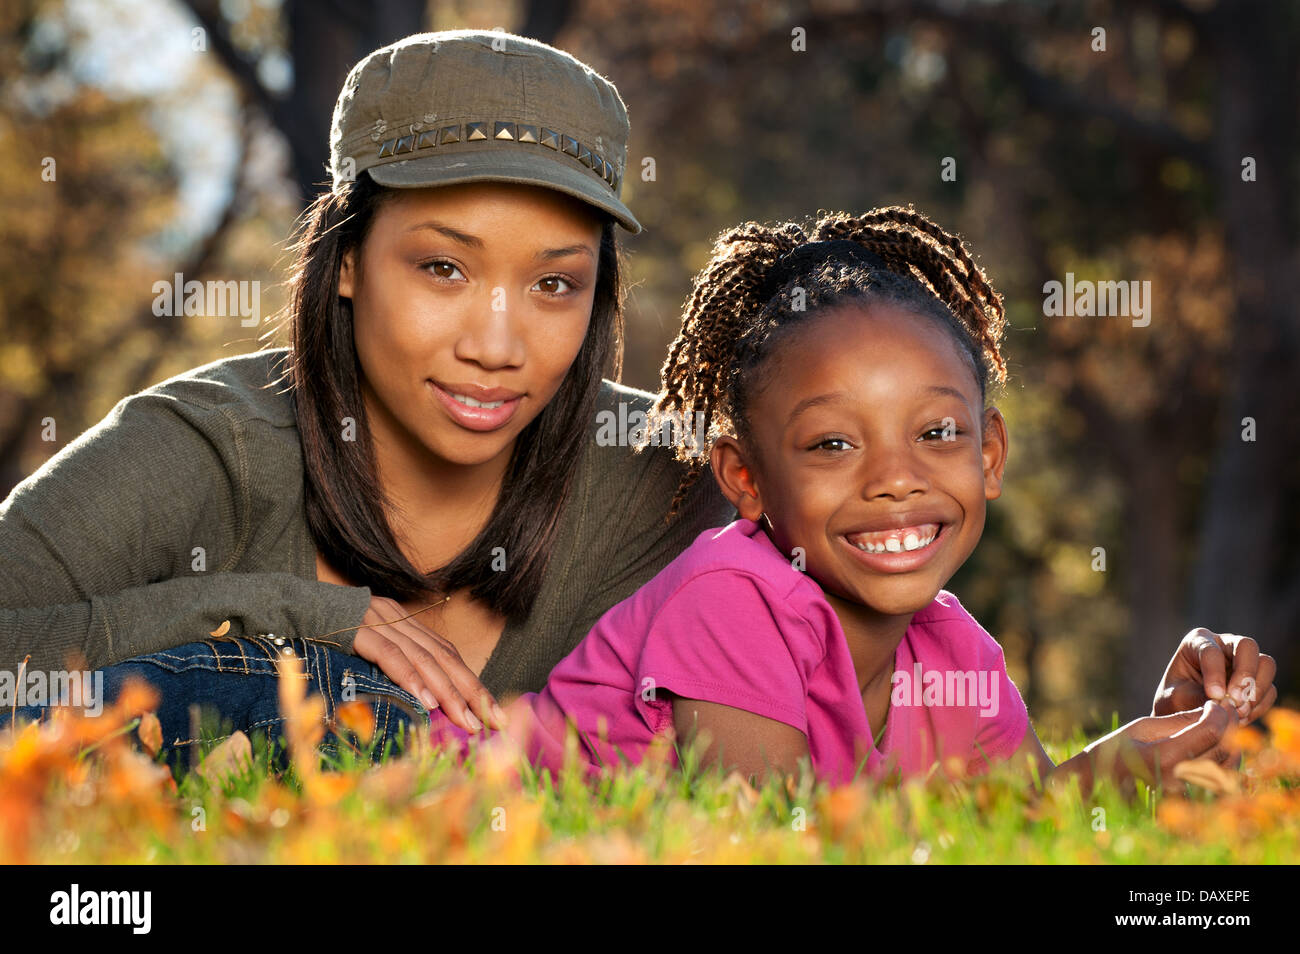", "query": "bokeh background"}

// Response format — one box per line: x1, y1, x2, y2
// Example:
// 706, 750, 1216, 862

2, 0, 1296, 738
